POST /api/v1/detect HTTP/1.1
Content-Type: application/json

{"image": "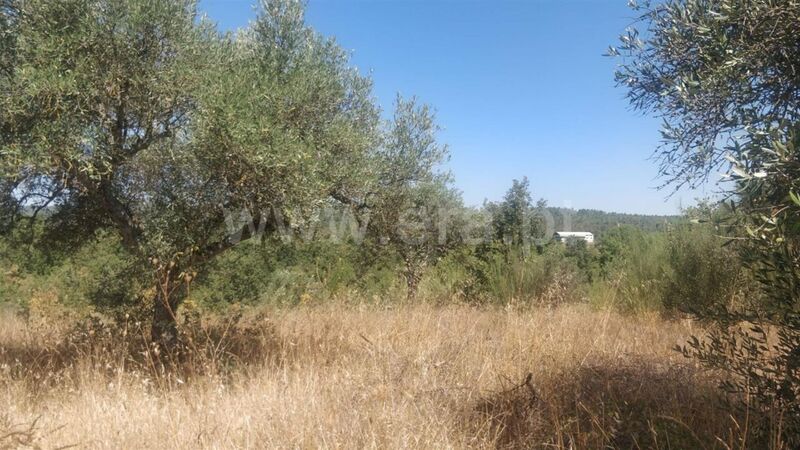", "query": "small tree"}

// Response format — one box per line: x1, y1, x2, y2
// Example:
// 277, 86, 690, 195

487, 177, 547, 252
359, 96, 462, 300
0, 0, 379, 346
